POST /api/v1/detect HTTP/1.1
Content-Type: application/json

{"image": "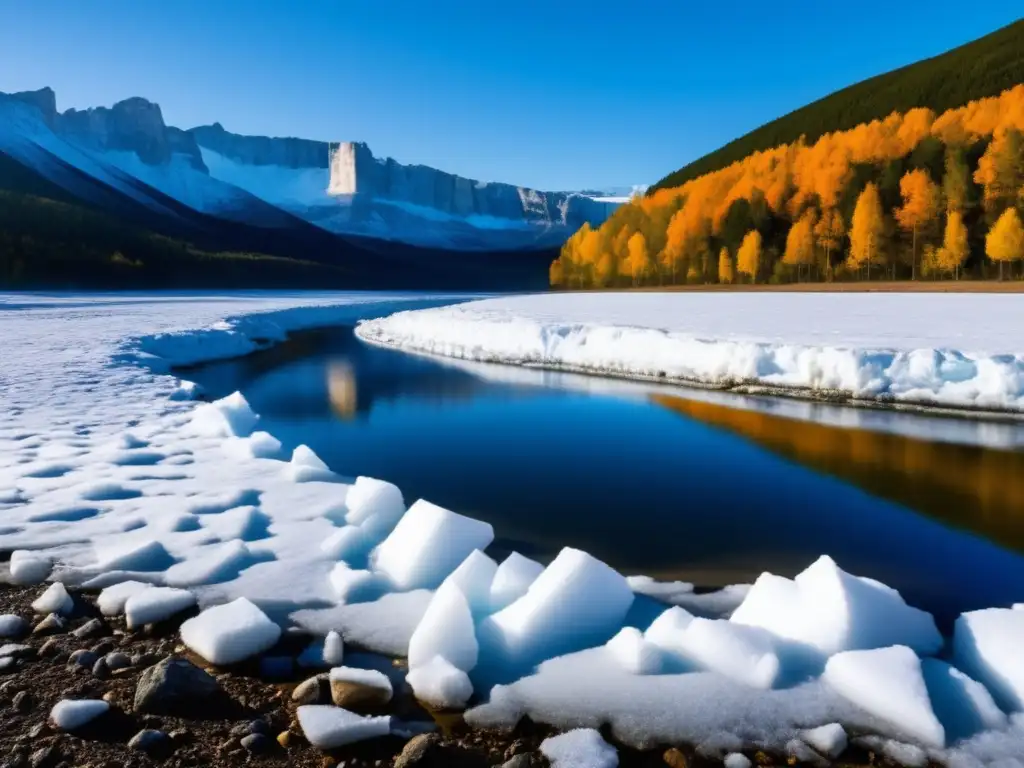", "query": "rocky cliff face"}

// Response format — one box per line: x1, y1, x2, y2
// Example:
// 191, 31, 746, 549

189, 123, 328, 169
327, 141, 616, 229
11, 88, 206, 171
4, 87, 622, 248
